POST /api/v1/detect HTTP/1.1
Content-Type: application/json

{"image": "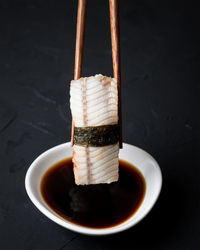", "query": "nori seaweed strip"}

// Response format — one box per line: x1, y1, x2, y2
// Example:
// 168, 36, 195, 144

74, 125, 119, 147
